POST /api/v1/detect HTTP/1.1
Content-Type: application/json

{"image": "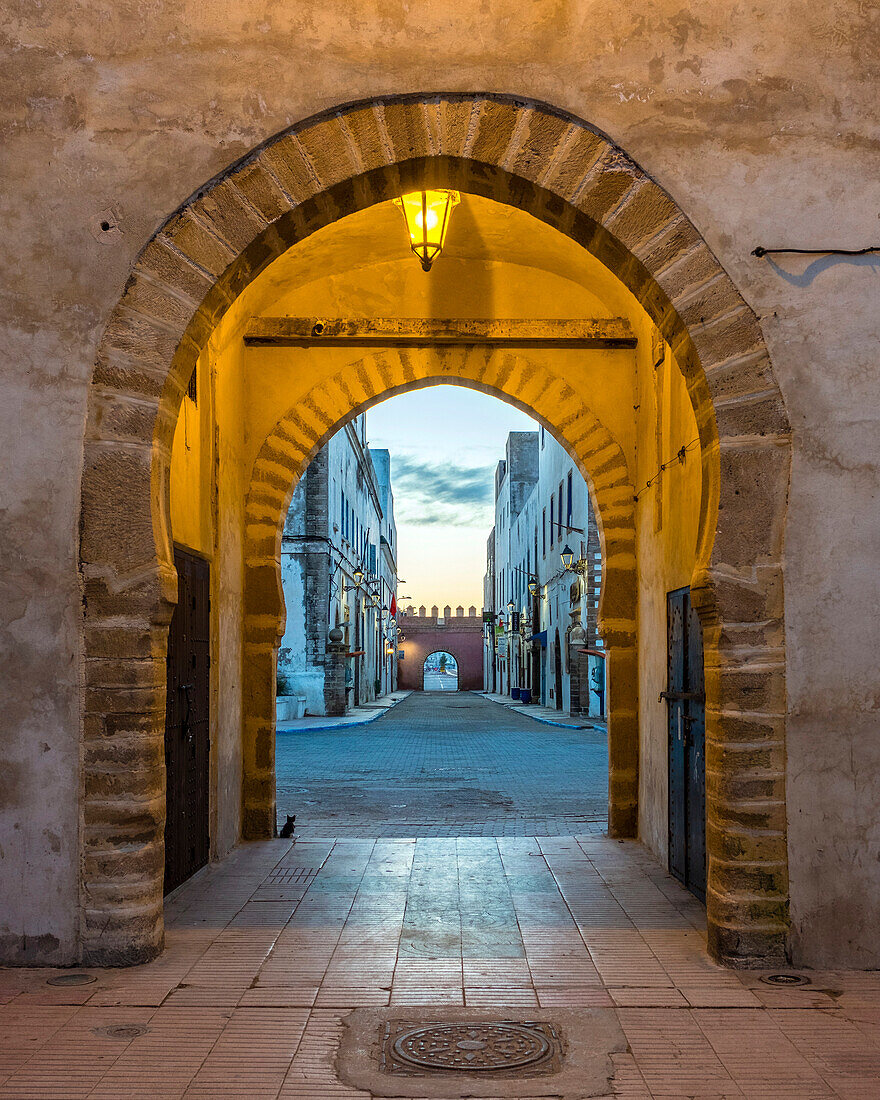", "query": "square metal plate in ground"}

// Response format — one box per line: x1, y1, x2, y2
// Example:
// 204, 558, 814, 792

336, 1007, 627, 1098
381, 1019, 562, 1077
